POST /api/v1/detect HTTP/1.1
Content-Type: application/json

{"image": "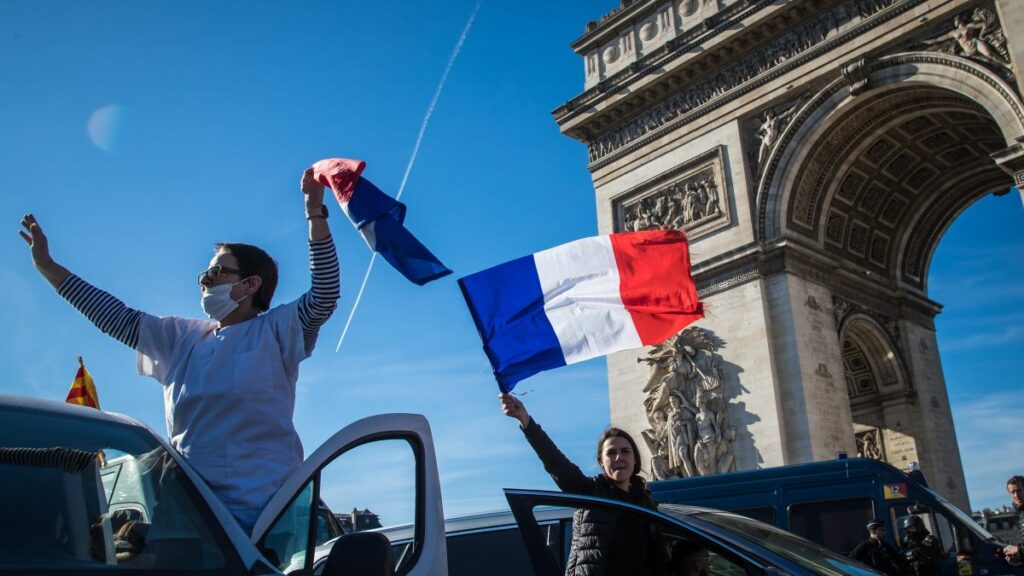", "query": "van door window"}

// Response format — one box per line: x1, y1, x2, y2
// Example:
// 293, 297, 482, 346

890, 504, 957, 555
733, 507, 775, 525
788, 497, 874, 554
259, 438, 419, 574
